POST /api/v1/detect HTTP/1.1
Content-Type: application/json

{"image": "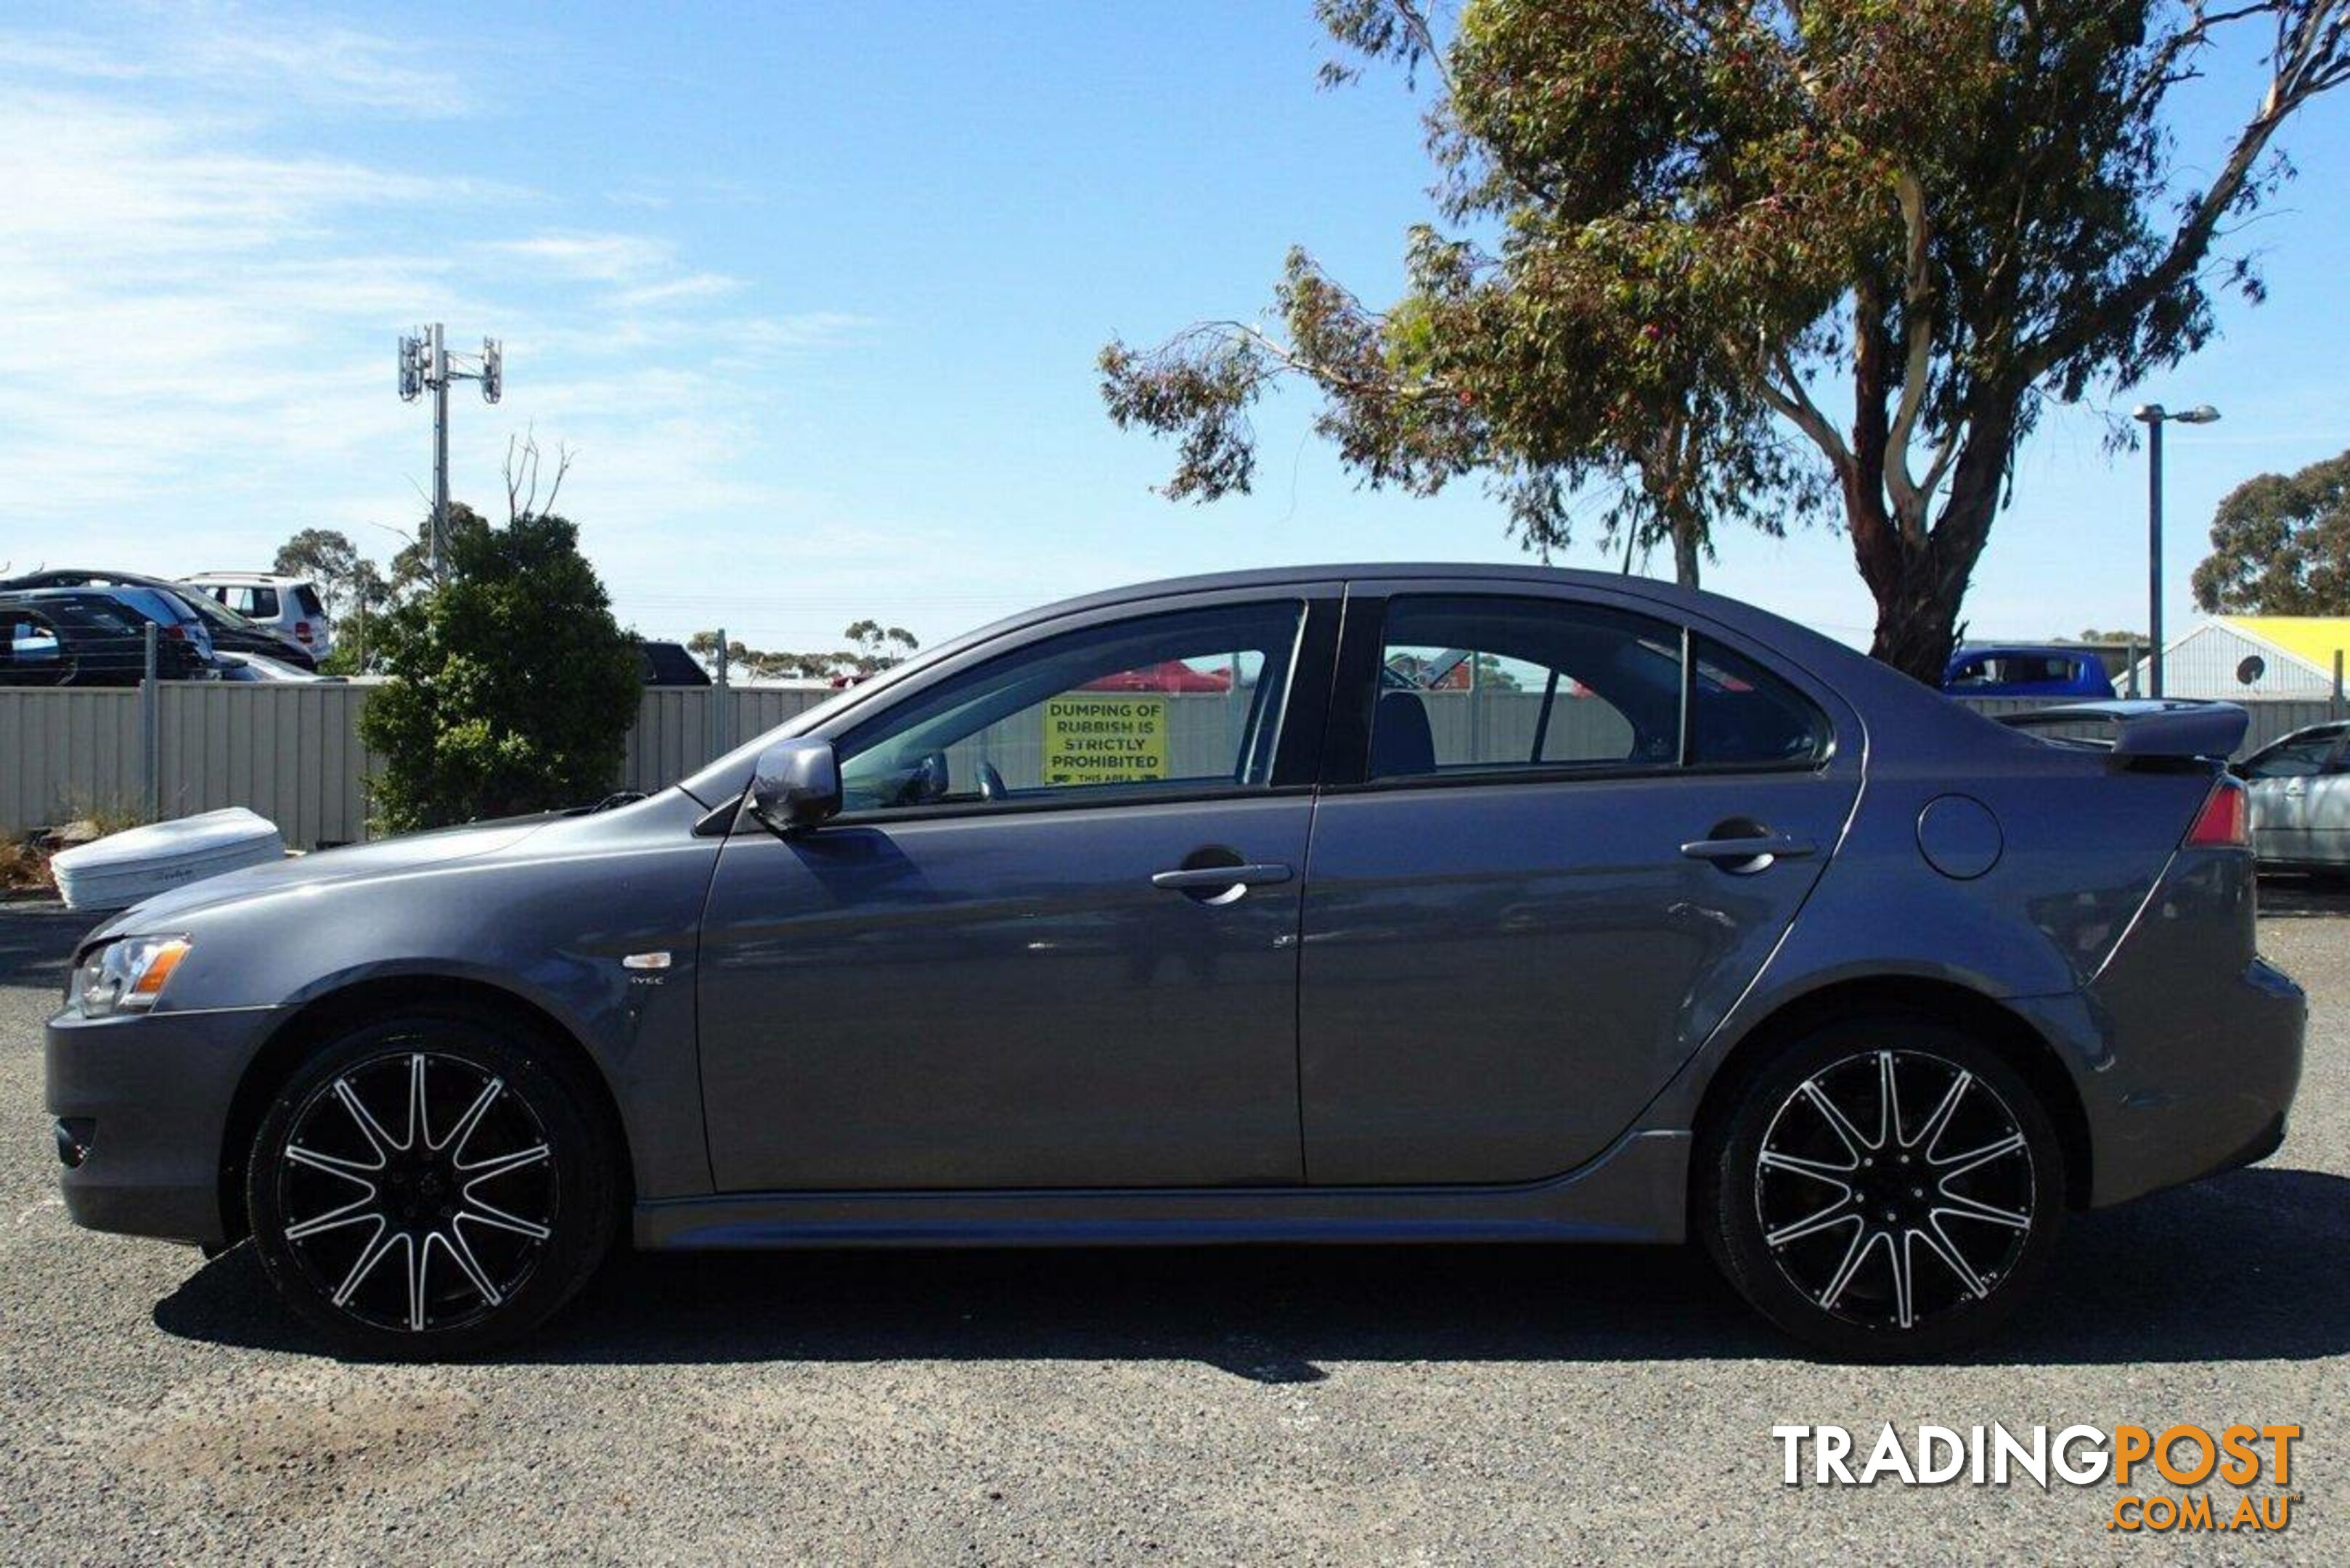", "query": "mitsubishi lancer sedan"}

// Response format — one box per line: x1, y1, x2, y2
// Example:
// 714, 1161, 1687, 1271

46, 565, 2304, 1360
